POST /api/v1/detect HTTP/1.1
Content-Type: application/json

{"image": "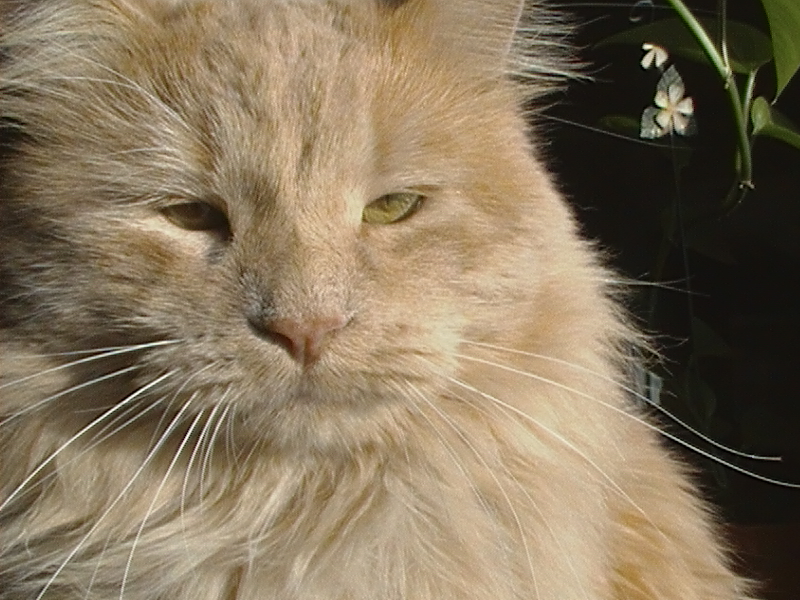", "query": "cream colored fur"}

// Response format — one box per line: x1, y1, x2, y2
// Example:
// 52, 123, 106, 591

0, 0, 755, 598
